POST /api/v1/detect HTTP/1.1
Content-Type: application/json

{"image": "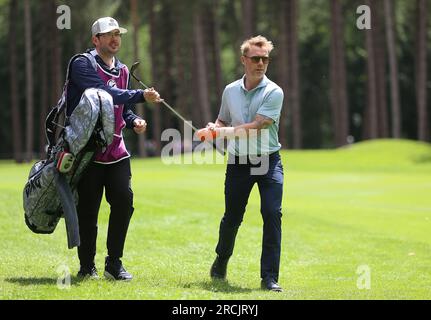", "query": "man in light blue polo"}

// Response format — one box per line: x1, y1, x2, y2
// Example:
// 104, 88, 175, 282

197, 35, 284, 292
